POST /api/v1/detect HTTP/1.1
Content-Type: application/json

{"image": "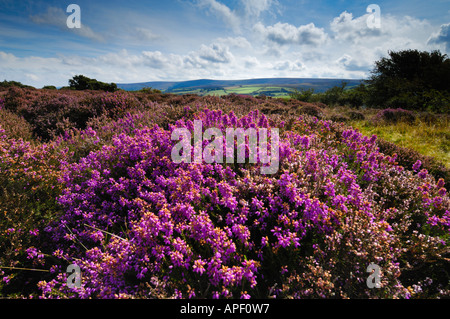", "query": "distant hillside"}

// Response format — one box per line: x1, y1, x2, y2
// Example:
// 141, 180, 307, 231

117, 81, 178, 91
117, 78, 364, 96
